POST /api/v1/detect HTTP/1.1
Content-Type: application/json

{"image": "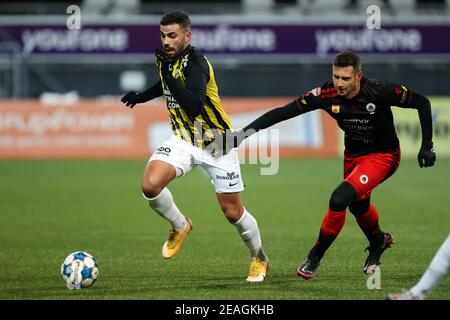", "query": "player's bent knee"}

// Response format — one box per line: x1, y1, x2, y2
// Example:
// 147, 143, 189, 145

142, 180, 165, 199
220, 205, 243, 223
329, 182, 357, 211
329, 191, 351, 211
